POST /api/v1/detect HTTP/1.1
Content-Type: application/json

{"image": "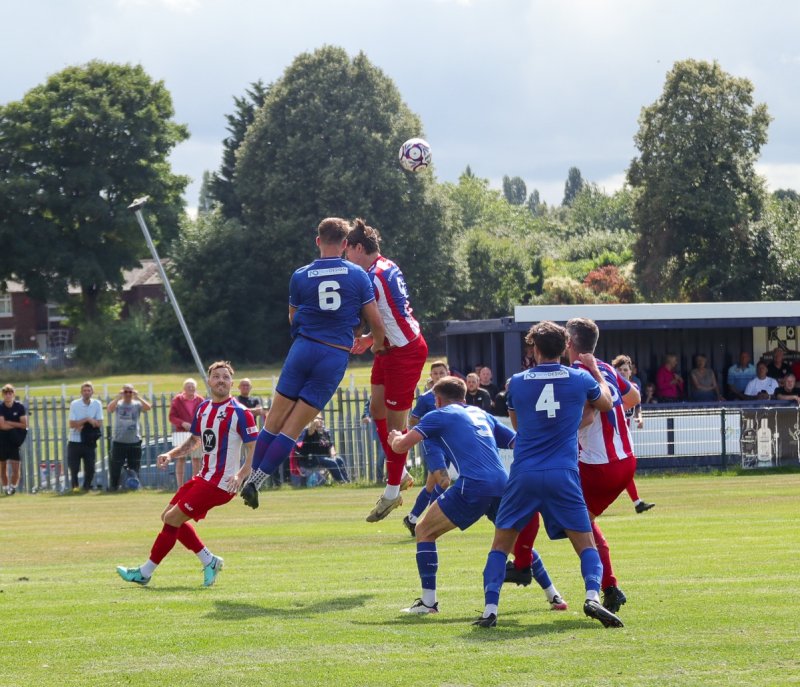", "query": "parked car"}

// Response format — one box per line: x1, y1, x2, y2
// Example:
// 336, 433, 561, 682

0, 349, 47, 372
